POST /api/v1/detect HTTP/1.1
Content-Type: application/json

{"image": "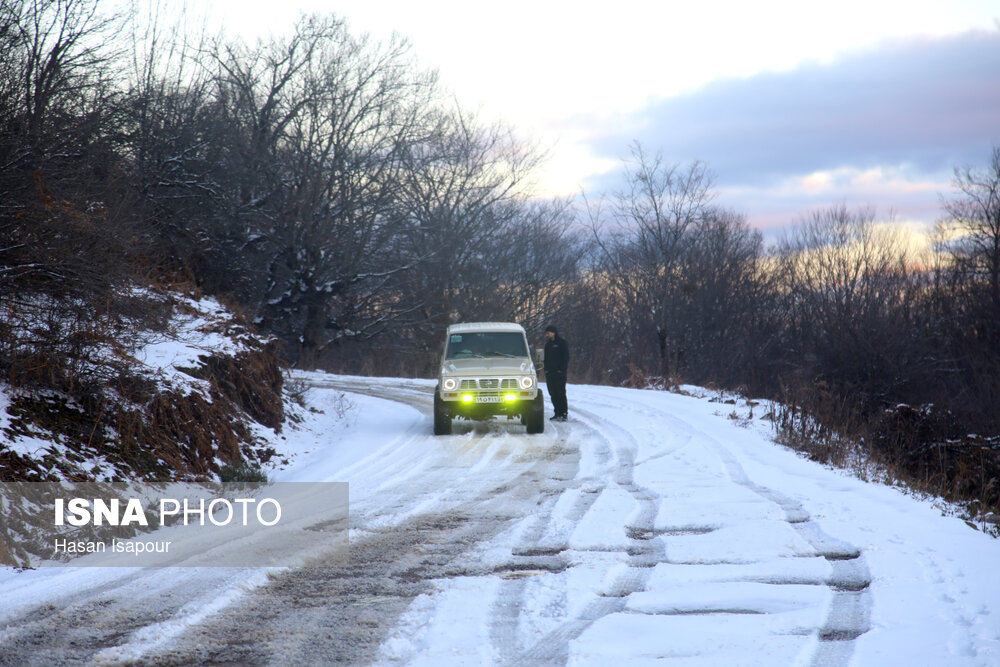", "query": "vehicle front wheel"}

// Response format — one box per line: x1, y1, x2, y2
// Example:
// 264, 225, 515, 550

433, 391, 452, 435
525, 394, 544, 434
